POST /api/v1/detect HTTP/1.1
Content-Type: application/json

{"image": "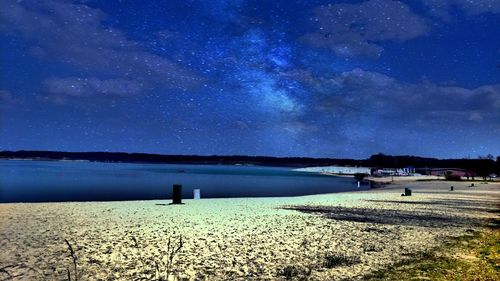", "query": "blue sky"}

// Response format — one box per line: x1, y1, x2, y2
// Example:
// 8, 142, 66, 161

0, 0, 499, 158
